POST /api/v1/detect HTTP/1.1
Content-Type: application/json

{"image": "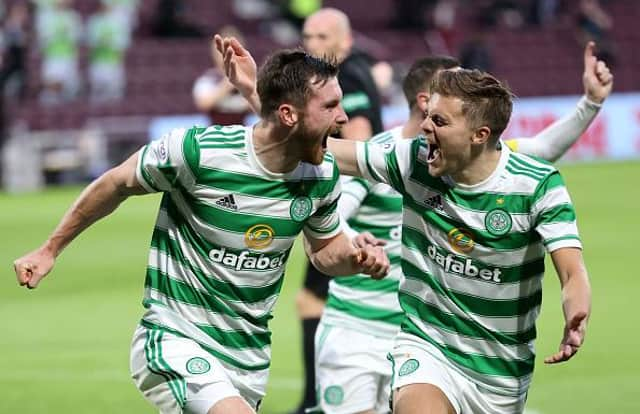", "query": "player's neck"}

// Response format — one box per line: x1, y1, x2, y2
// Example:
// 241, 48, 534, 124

252, 121, 301, 174
450, 146, 502, 186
